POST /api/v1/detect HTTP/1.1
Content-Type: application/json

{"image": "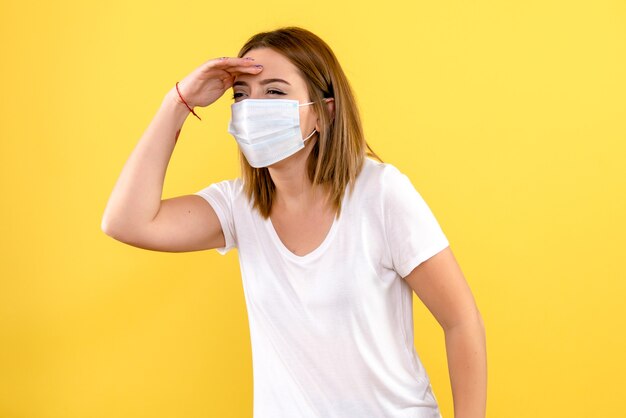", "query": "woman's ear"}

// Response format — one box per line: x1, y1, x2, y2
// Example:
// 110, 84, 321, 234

315, 98, 335, 132
325, 97, 335, 120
